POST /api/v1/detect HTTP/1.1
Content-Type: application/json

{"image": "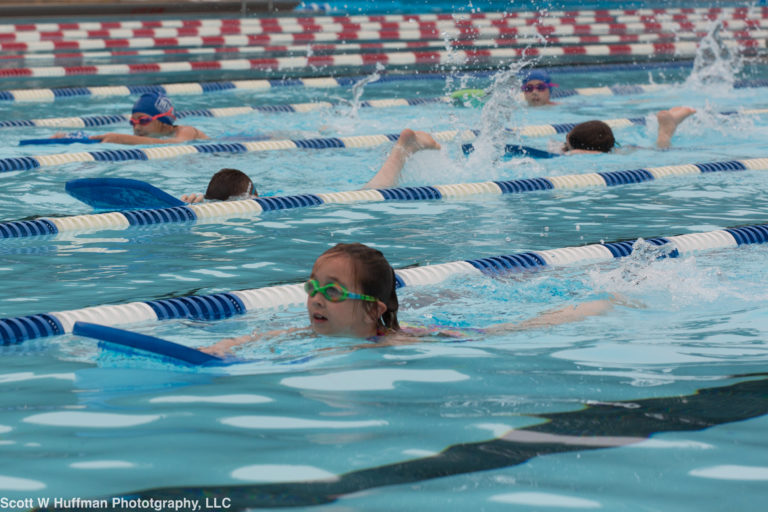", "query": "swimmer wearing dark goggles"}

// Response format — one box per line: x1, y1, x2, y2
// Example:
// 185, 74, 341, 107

522, 83, 550, 92
304, 279, 377, 303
